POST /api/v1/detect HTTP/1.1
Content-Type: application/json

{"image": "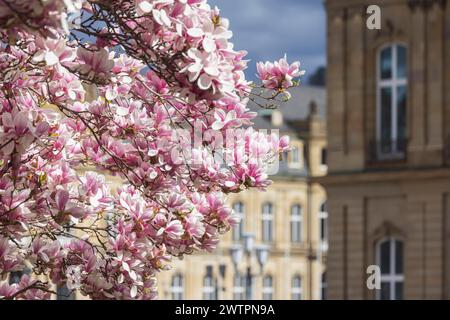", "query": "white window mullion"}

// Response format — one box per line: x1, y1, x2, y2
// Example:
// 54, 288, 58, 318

391, 45, 398, 153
